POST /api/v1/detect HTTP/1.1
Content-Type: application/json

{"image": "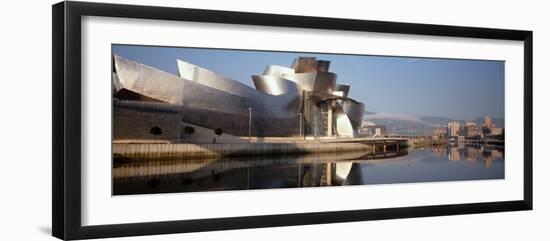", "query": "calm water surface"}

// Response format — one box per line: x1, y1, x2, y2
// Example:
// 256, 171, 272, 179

113, 144, 504, 195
